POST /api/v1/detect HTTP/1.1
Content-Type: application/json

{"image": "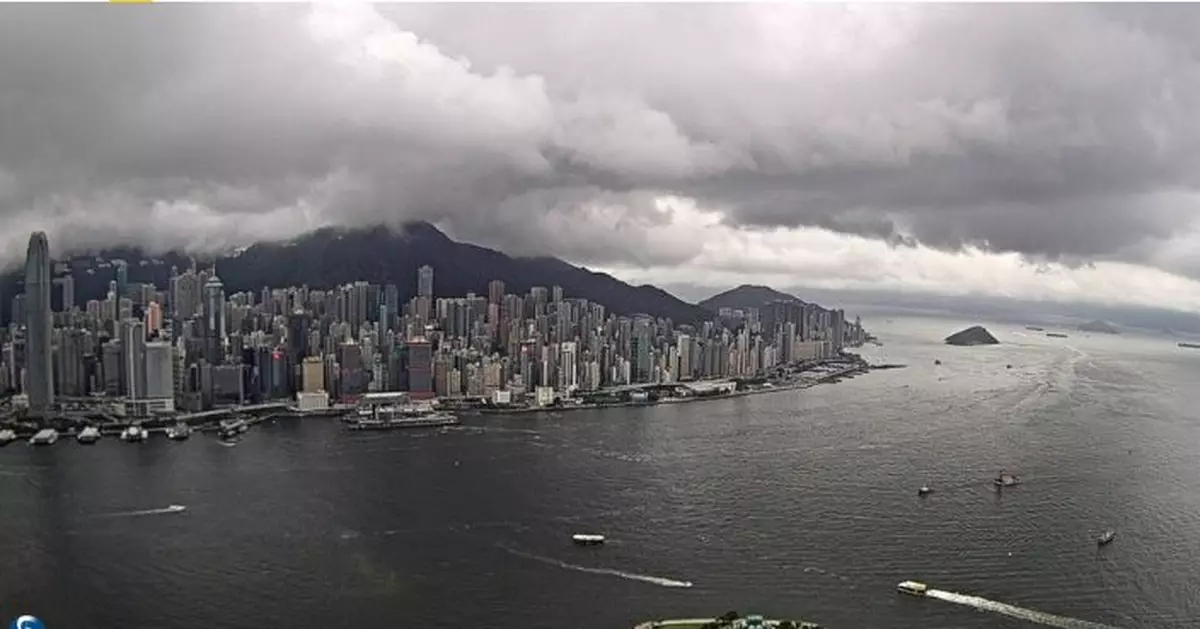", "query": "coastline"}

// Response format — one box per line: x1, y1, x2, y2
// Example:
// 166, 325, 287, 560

464, 355, 873, 417
0, 355, 884, 438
